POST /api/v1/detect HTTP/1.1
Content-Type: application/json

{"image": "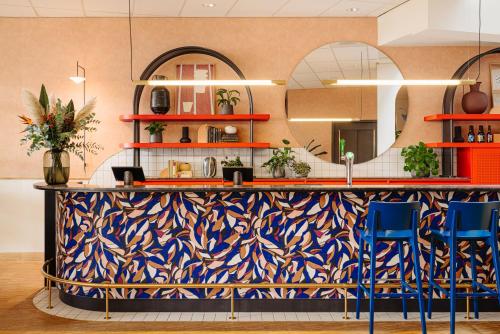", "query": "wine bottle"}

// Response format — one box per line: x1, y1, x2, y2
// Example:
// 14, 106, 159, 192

487, 125, 493, 143
477, 125, 485, 143
467, 125, 475, 143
